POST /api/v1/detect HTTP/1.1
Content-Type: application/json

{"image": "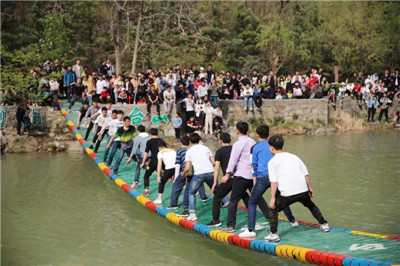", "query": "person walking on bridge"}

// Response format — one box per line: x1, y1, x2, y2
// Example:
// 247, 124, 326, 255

265, 135, 329, 242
